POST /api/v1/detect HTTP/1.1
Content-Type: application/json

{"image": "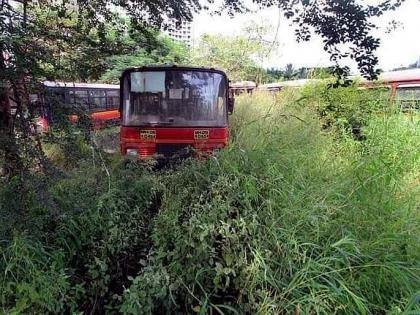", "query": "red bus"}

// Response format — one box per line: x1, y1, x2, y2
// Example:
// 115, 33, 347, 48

35, 81, 120, 131
257, 70, 420, 112
119, 65, 234, 159
377, 69, 420, 111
